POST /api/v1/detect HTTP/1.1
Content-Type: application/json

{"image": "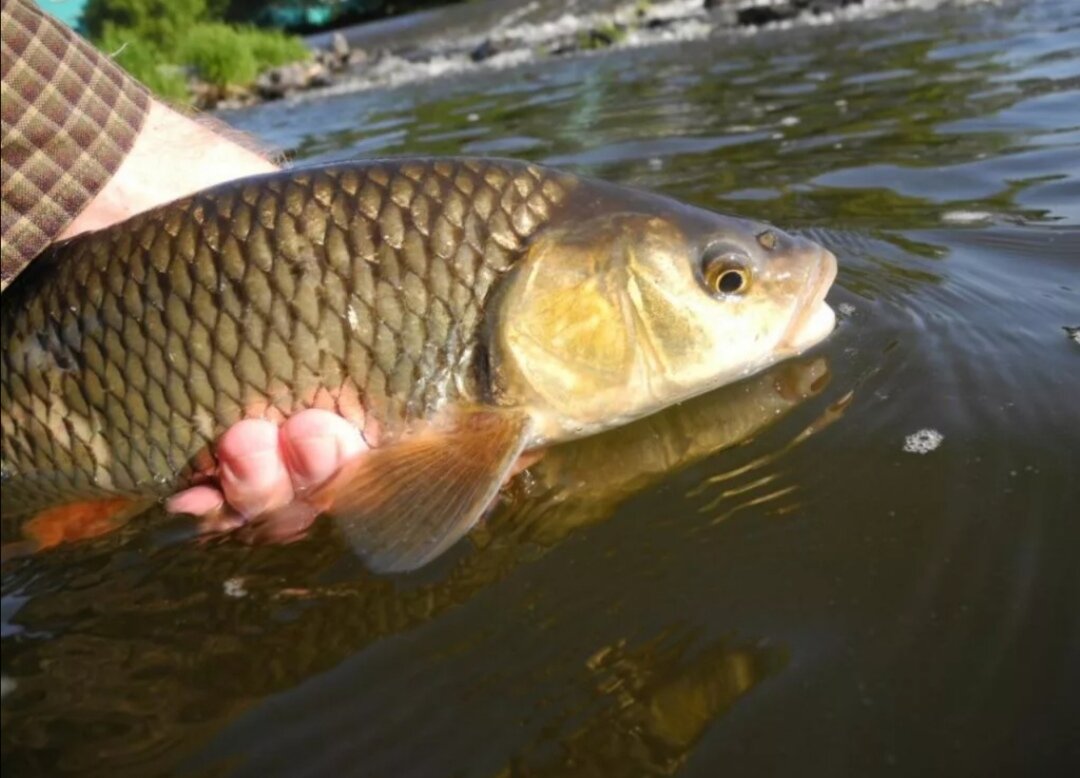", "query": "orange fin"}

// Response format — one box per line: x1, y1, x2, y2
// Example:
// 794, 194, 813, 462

310, 408, 530, 574
20, 497, 151, 553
